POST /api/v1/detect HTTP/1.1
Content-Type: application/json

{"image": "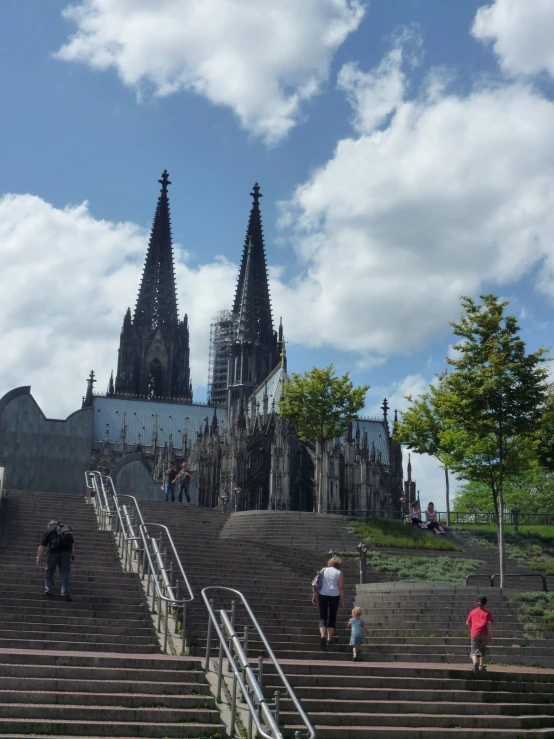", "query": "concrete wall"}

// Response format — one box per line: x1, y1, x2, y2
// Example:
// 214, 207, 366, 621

0, 387, 94, 495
